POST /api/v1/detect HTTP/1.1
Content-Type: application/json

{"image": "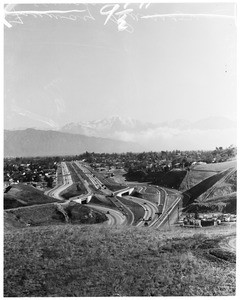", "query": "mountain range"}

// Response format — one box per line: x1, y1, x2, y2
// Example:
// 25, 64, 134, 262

4, 128, 141, 157
4, 116, 237, 157
61, 115, 236, 136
